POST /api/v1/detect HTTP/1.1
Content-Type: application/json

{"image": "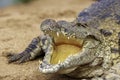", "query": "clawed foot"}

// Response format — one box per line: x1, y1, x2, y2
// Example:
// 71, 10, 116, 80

6, 52, 31, 64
